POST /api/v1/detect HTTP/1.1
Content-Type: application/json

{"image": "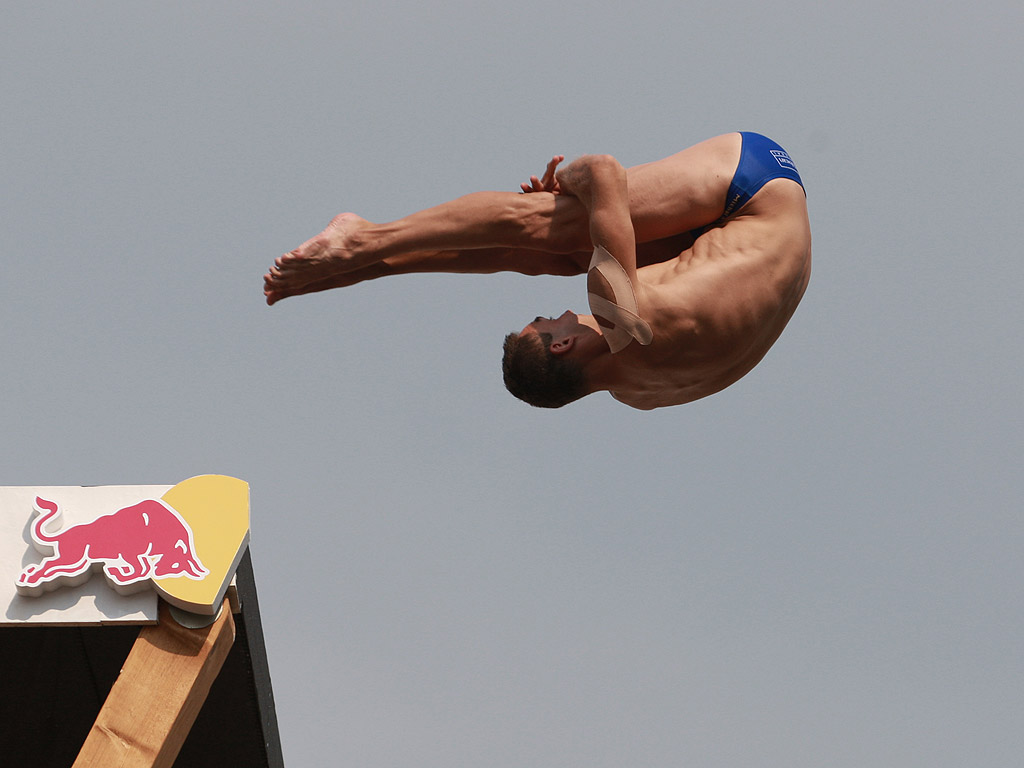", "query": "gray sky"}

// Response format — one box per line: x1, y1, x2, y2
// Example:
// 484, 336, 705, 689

2, 2, 1022, 766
